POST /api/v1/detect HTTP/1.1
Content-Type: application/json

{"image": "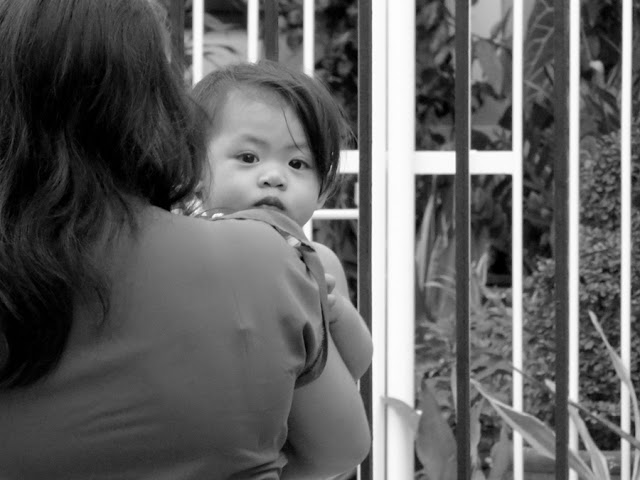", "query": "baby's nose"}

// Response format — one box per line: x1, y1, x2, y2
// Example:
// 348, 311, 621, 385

258, 169, 286, 189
